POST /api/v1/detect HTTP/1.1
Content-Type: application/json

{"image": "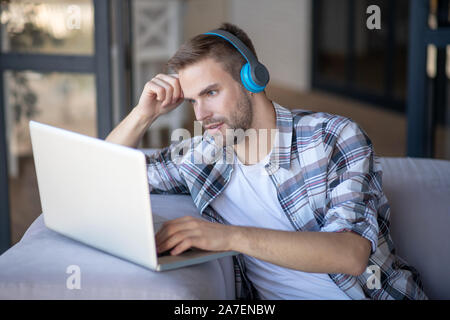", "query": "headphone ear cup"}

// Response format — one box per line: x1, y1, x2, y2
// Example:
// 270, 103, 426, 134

253, 63, 270, 87
240, 62, 266, 93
